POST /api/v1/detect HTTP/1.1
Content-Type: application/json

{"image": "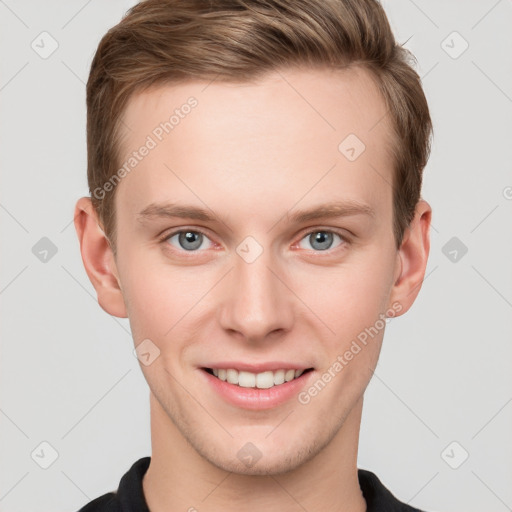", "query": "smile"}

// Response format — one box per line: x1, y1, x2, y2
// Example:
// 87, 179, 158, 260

204, 367, 314, 389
